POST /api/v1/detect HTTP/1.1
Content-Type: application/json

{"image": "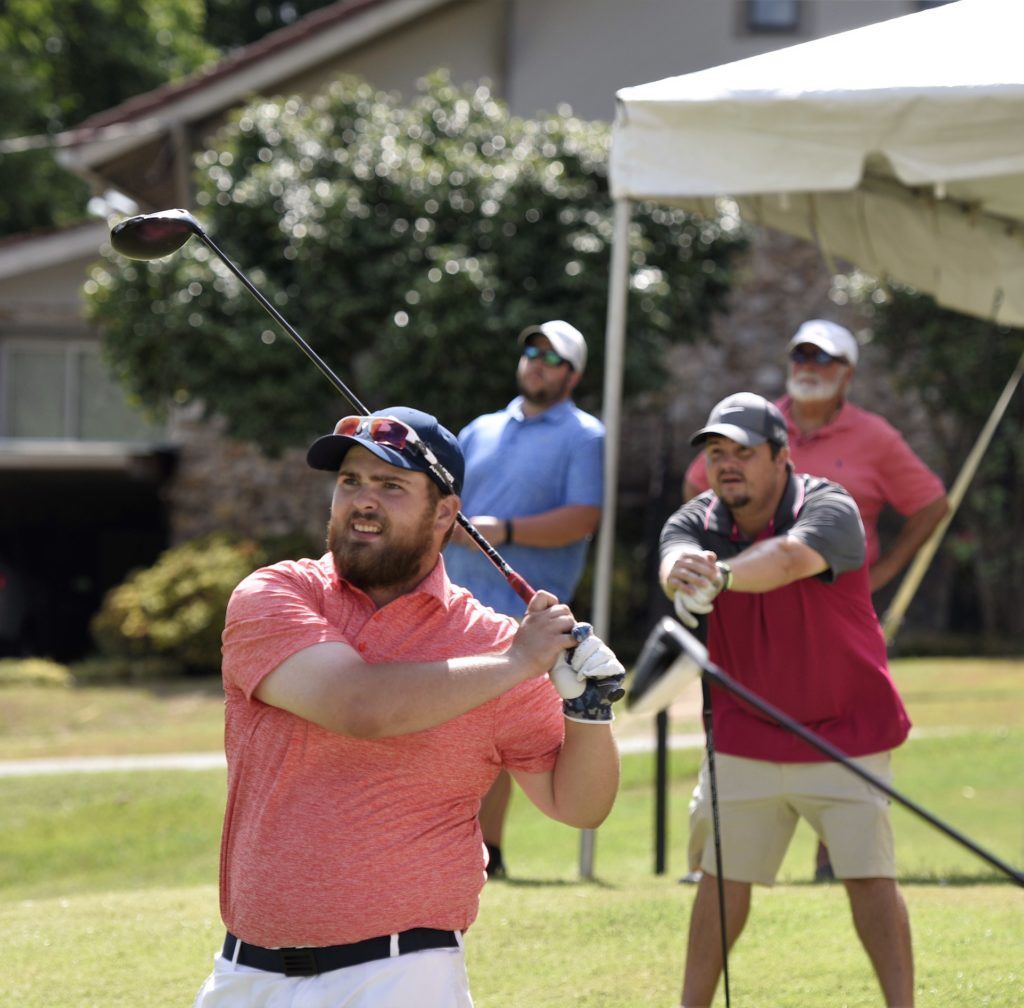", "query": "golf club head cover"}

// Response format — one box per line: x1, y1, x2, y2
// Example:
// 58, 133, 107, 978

551, 627, 626, 723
